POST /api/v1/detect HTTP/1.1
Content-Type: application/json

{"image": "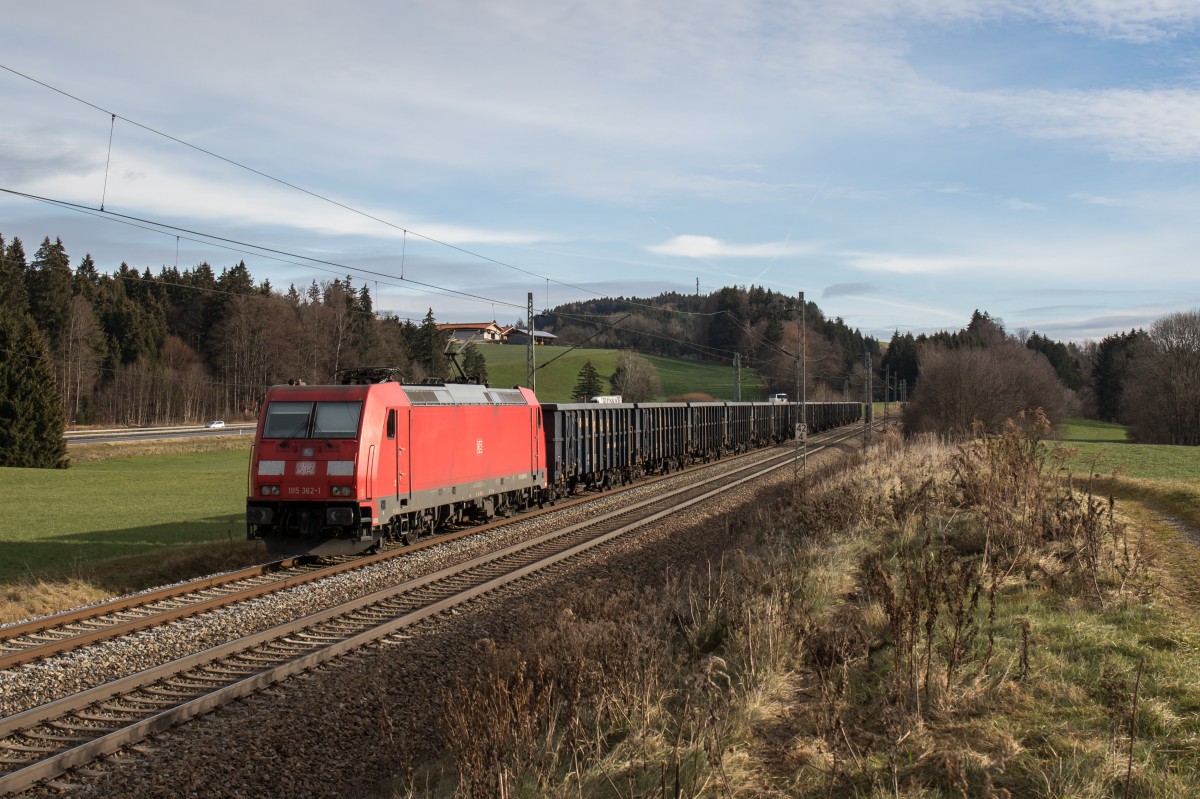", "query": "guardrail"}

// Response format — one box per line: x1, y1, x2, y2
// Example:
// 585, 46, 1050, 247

65, 424, 257, 440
